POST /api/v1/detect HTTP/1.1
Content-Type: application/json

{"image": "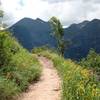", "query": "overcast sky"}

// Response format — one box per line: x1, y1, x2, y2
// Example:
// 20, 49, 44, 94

1, 0, 100, 27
